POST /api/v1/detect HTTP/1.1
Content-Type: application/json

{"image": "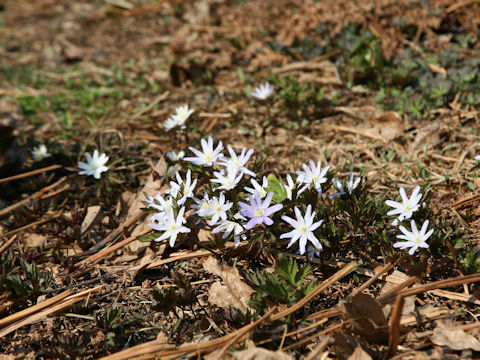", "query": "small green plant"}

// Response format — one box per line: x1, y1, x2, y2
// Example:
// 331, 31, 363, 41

245, 255, 316, 312
95, 306, 124, 348
153, 270, 197, 316
6, 258, 52, 299
460, 248, 480, 274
